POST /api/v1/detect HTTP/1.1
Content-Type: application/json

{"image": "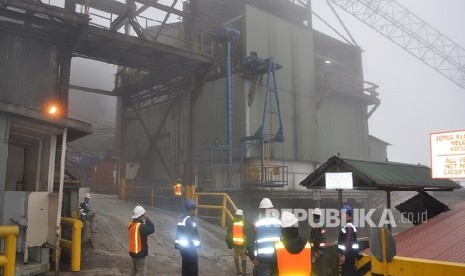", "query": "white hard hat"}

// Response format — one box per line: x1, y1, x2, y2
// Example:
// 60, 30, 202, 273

312, 208, 322, 216
235, 209, 243, 216
85, 193, 91, 199
132, 205, 146, 219
281, 211, 298, 228
259, 198, 274, 209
